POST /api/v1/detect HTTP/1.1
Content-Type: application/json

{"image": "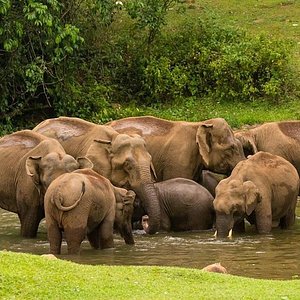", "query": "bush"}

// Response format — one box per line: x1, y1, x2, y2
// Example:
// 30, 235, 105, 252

136, 15, 296, 103
0, 1, 297, 132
